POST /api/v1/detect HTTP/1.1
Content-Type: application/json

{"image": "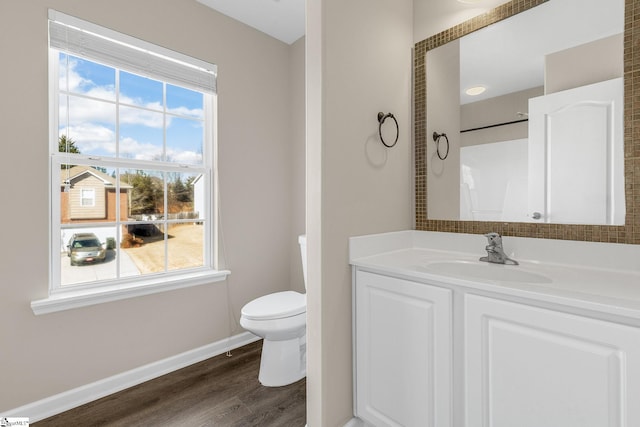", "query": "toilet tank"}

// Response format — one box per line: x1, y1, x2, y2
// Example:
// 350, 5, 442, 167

298, 234, 307, 290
